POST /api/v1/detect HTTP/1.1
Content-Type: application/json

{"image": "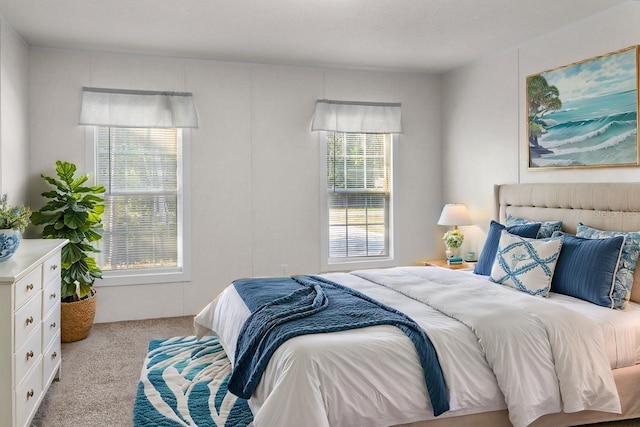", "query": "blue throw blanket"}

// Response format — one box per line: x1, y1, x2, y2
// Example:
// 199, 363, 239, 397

228, 275, 449, 416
